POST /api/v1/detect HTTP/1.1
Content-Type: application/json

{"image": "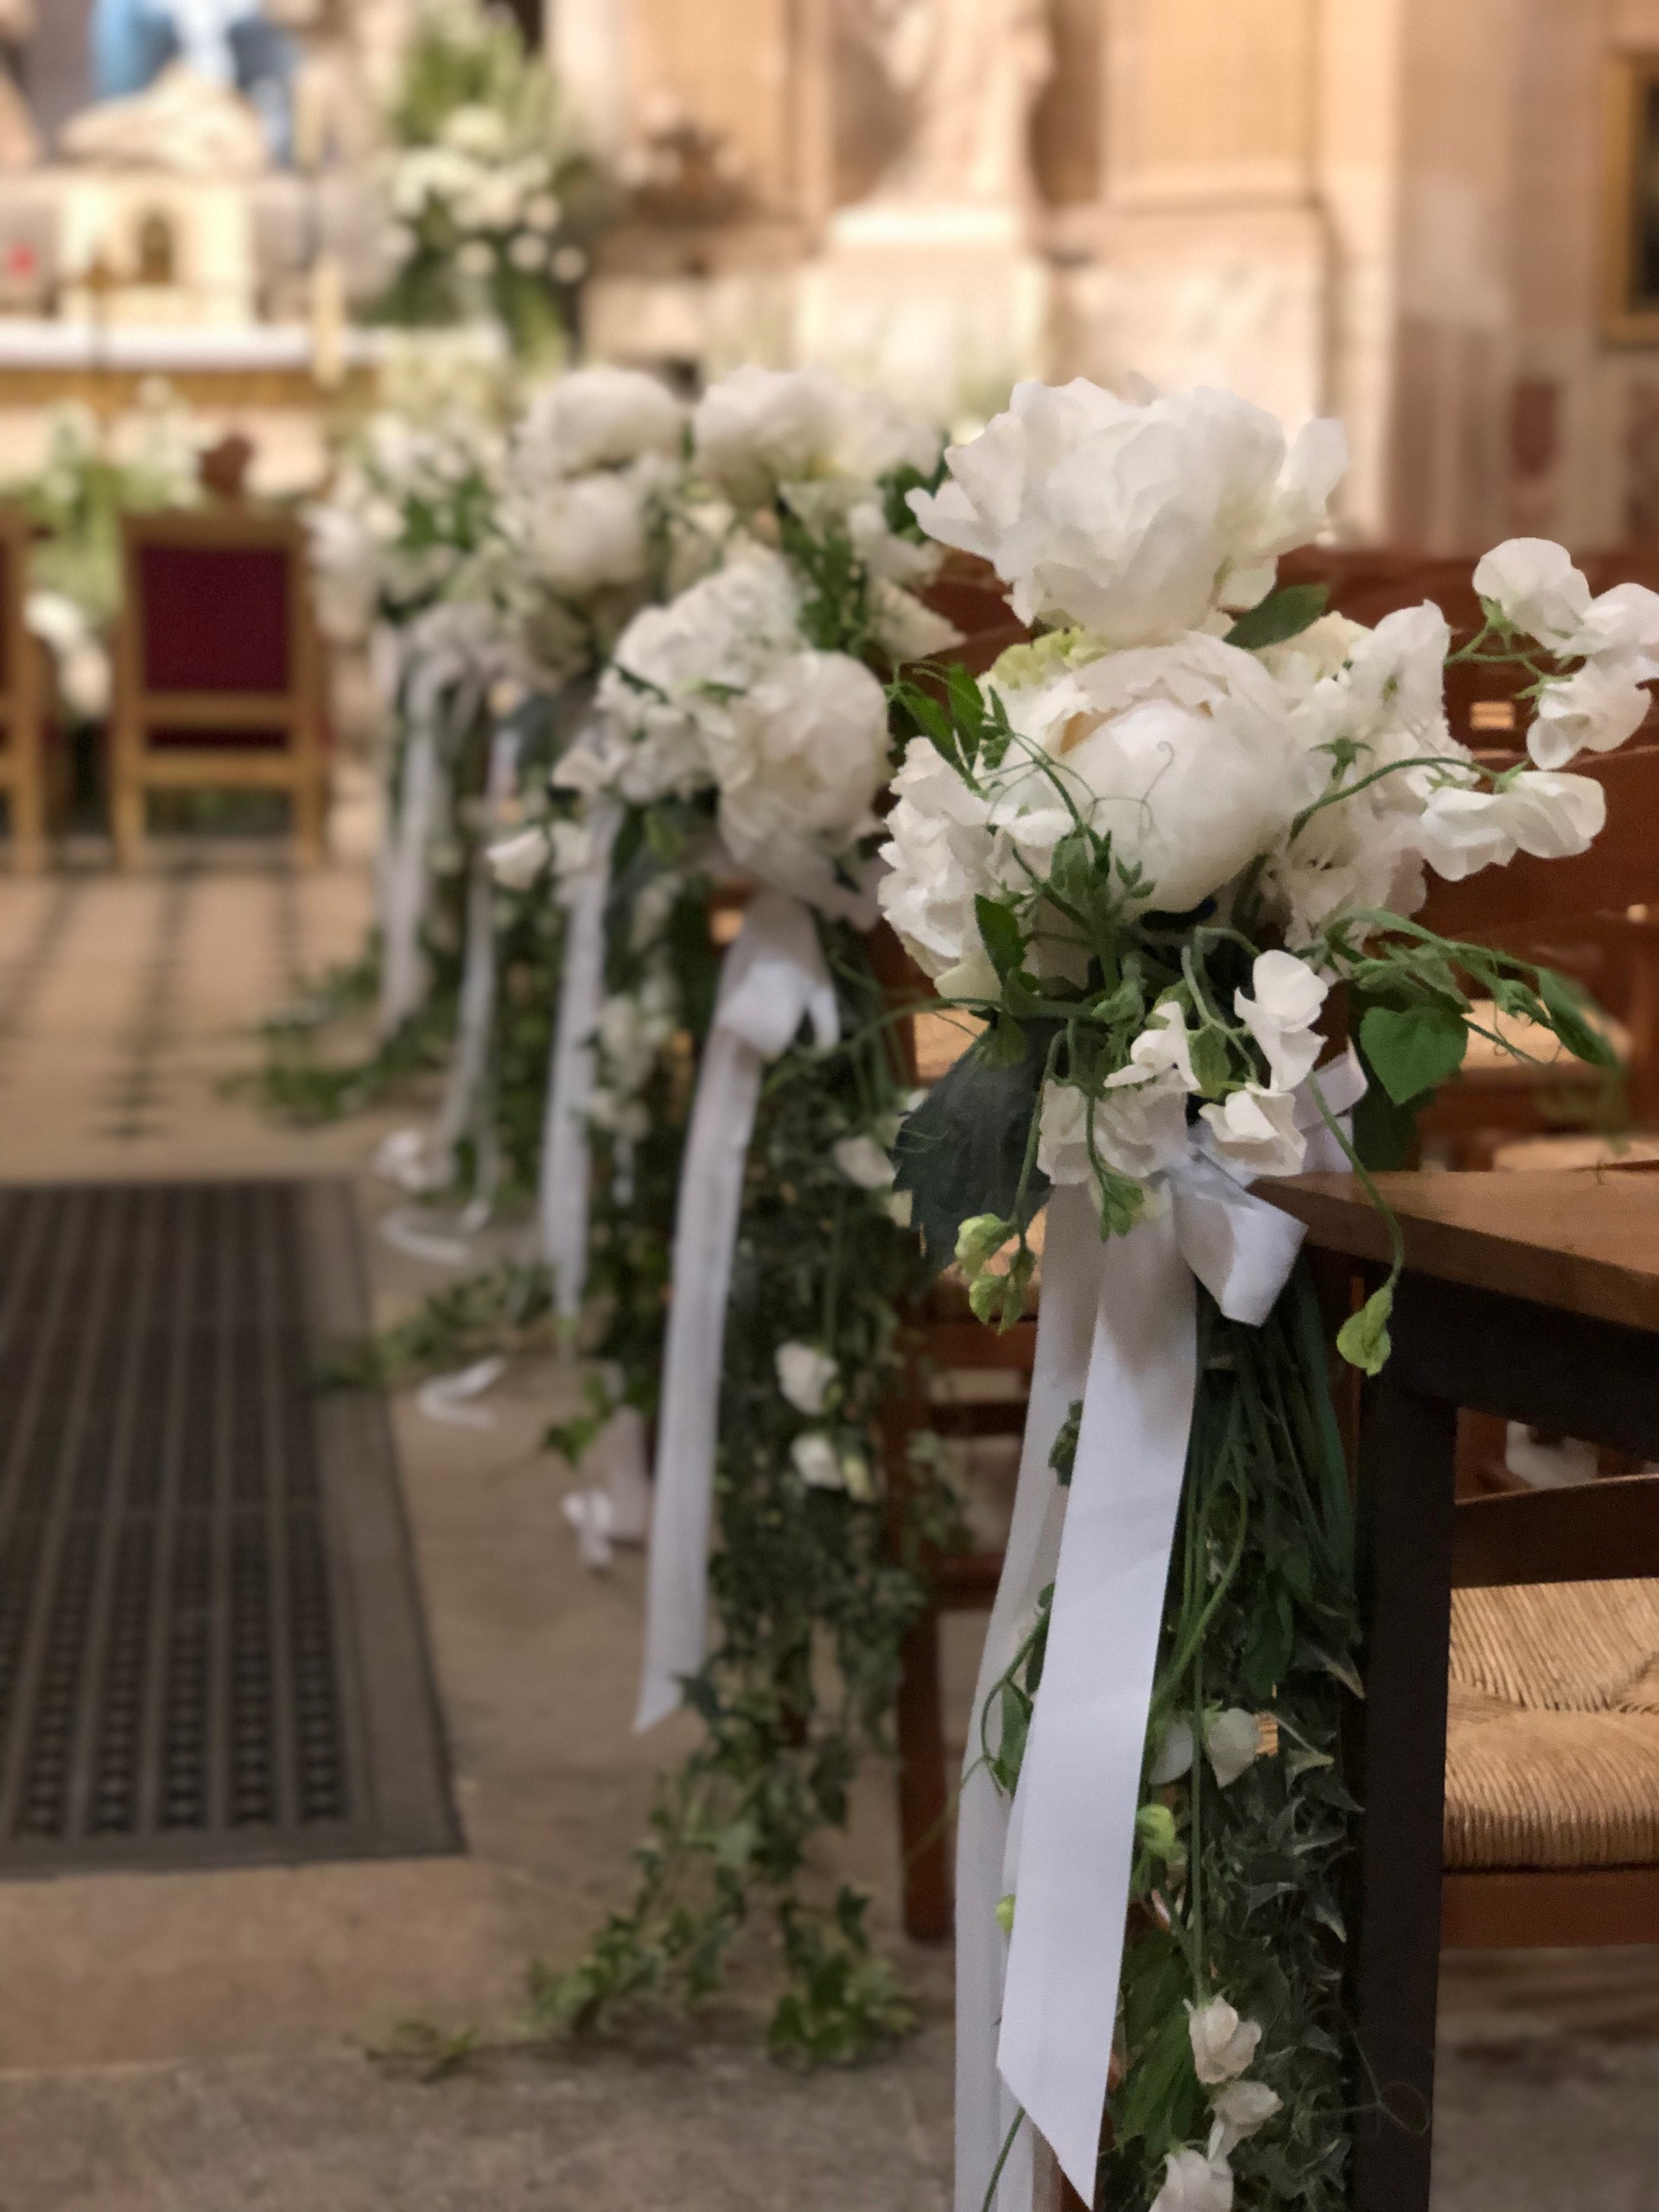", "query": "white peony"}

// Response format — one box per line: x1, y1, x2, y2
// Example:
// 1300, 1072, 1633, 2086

517, 366, 686, 479
520, 467, 655, 598
908, 379, 1345, 645
693, 365, 938, 508
1235, 952, 1328, 1091
1411, 767, 1605, 881
832, 1133, 897, 1189
776, 1342, 837, 1416
994, 632, 1303, 918
577, 550, 804, 804
708, 650, 891, 907
1039, 1067, 1192, 1185
1199, 1085, 1306, 1179
487, 824, 550, 889
1186, 1999, 1262, 2086
1149, 2148, 1234, 2212
1207, 2080, 1283, 2159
